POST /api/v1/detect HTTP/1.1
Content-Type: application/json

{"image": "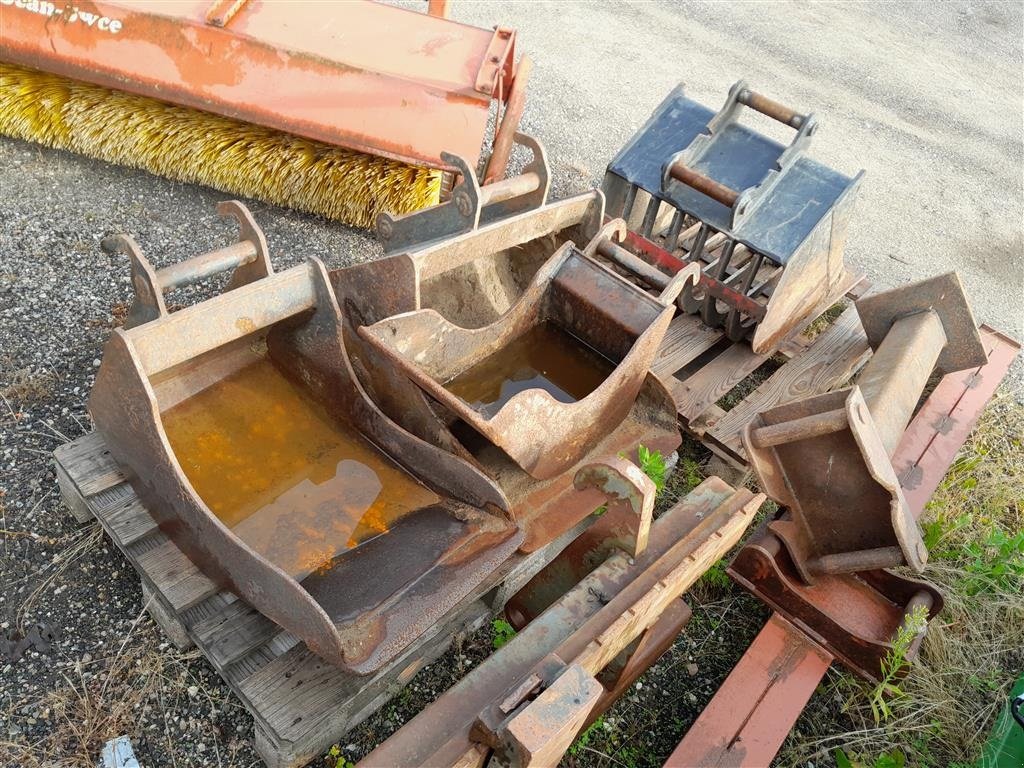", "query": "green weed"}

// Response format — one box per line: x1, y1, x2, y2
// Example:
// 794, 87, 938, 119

868, 604, 929, 723
637, 444, 667, 491
568, 715, 605, 756
326, 745, 356, 768
491, 617, 516, 650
